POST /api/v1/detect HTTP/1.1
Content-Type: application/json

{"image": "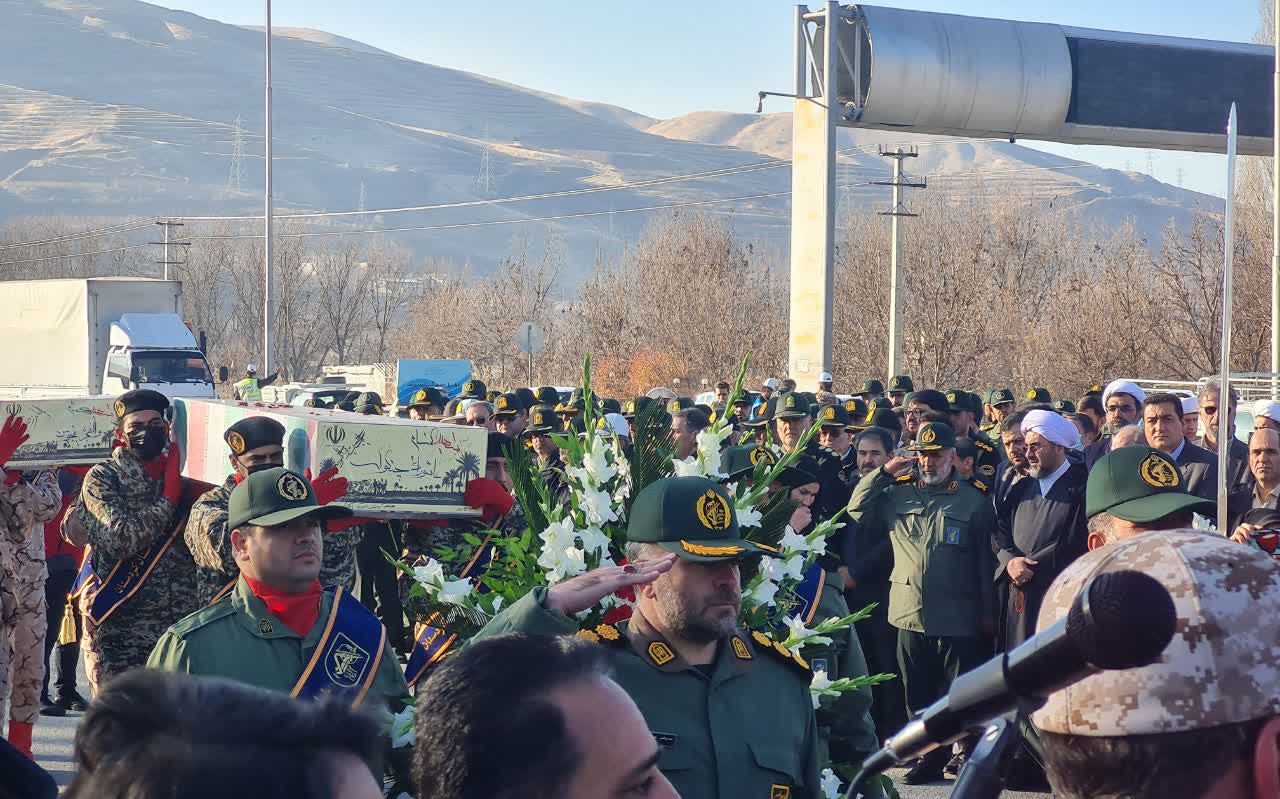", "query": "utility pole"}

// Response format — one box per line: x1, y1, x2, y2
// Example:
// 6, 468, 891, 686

875, 147, 926, 379
263, 0, 274, 375
151, 220, 190, 280
1272, 0, 1280, 396
358, 179, 367, 213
